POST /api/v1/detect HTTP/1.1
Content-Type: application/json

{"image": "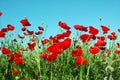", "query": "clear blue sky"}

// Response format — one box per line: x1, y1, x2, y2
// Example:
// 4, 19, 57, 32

0, 0, 120, 38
